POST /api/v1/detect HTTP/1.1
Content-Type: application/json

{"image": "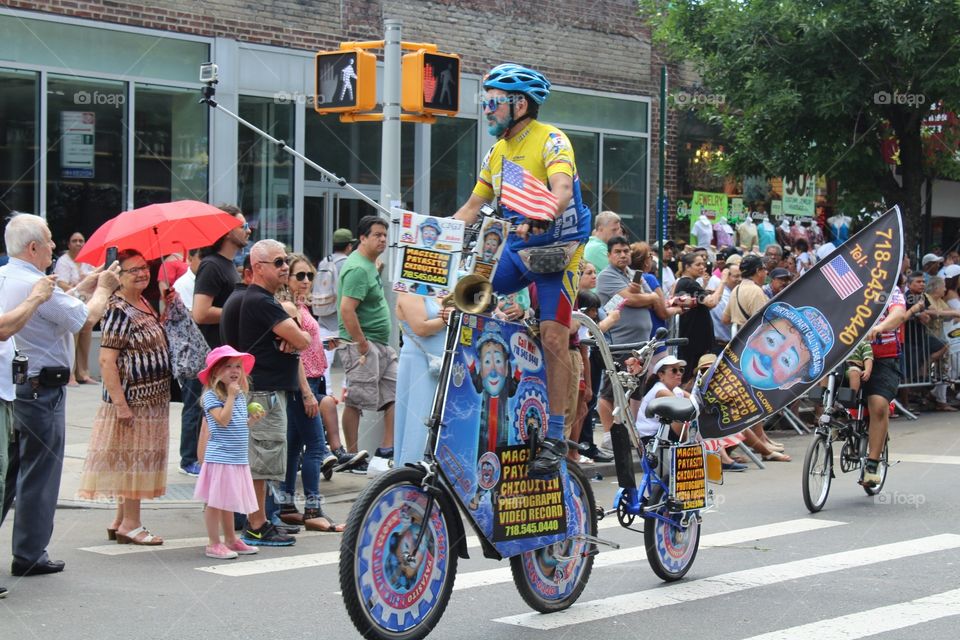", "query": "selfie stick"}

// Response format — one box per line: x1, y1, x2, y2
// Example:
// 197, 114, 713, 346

199, 75, 392, 220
